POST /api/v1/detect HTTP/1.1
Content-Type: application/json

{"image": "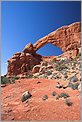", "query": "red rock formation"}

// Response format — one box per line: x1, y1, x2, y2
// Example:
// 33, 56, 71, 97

33, 22, 81, 52
7, 22, 81, 77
